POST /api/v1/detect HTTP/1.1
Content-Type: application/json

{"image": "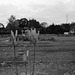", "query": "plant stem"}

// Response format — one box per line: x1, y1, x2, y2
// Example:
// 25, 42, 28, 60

13, 45, 16, 59
15, 64, 18, 75
13, 43, 18, 75
33, 43, 35, 75
25, 62, 27, 75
